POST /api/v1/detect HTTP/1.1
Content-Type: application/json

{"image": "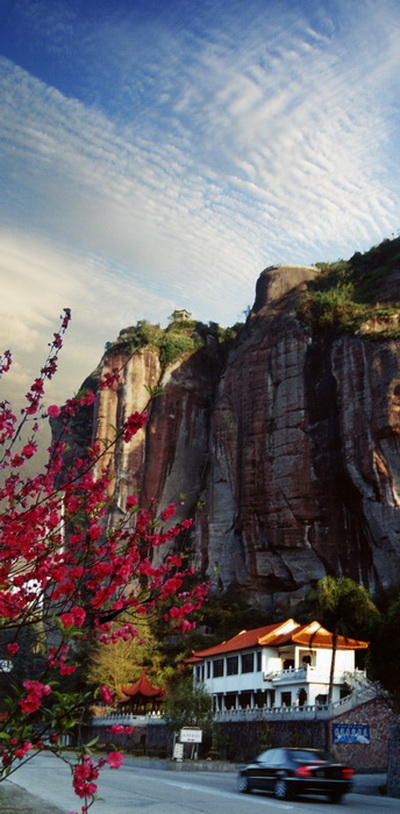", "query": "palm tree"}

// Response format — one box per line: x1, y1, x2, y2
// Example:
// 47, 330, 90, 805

304, 576, 379, 704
